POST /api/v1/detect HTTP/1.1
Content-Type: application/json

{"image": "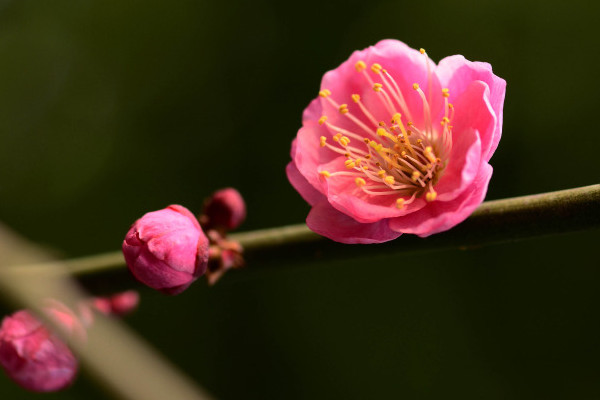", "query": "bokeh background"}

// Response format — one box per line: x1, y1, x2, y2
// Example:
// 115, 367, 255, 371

1, 0, 599, 398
